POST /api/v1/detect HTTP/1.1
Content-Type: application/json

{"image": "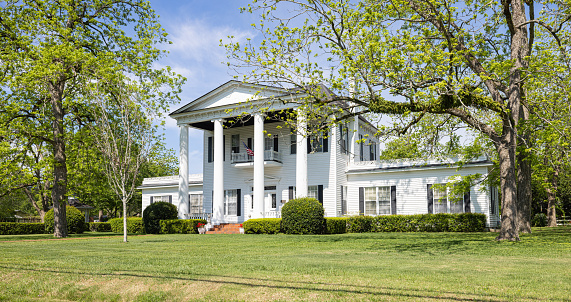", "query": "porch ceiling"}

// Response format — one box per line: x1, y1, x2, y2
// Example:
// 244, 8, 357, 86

188, 110, 293, 131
